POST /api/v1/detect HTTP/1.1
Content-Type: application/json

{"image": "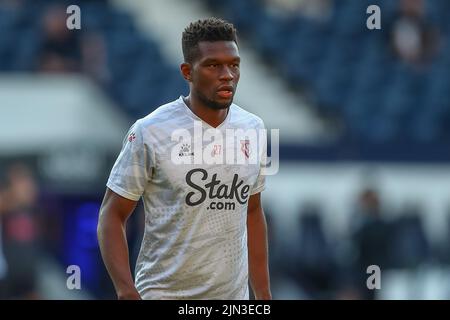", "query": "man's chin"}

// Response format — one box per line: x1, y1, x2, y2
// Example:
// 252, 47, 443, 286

207, 100, 232, 110
197, 92, 233, 110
